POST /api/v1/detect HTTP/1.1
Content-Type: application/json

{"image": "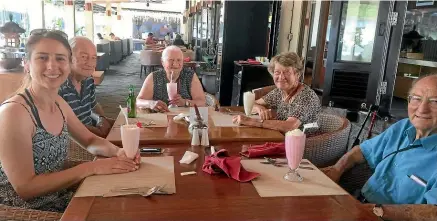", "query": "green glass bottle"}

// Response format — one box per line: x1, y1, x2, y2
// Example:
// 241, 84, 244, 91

127, 85, 136, 118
